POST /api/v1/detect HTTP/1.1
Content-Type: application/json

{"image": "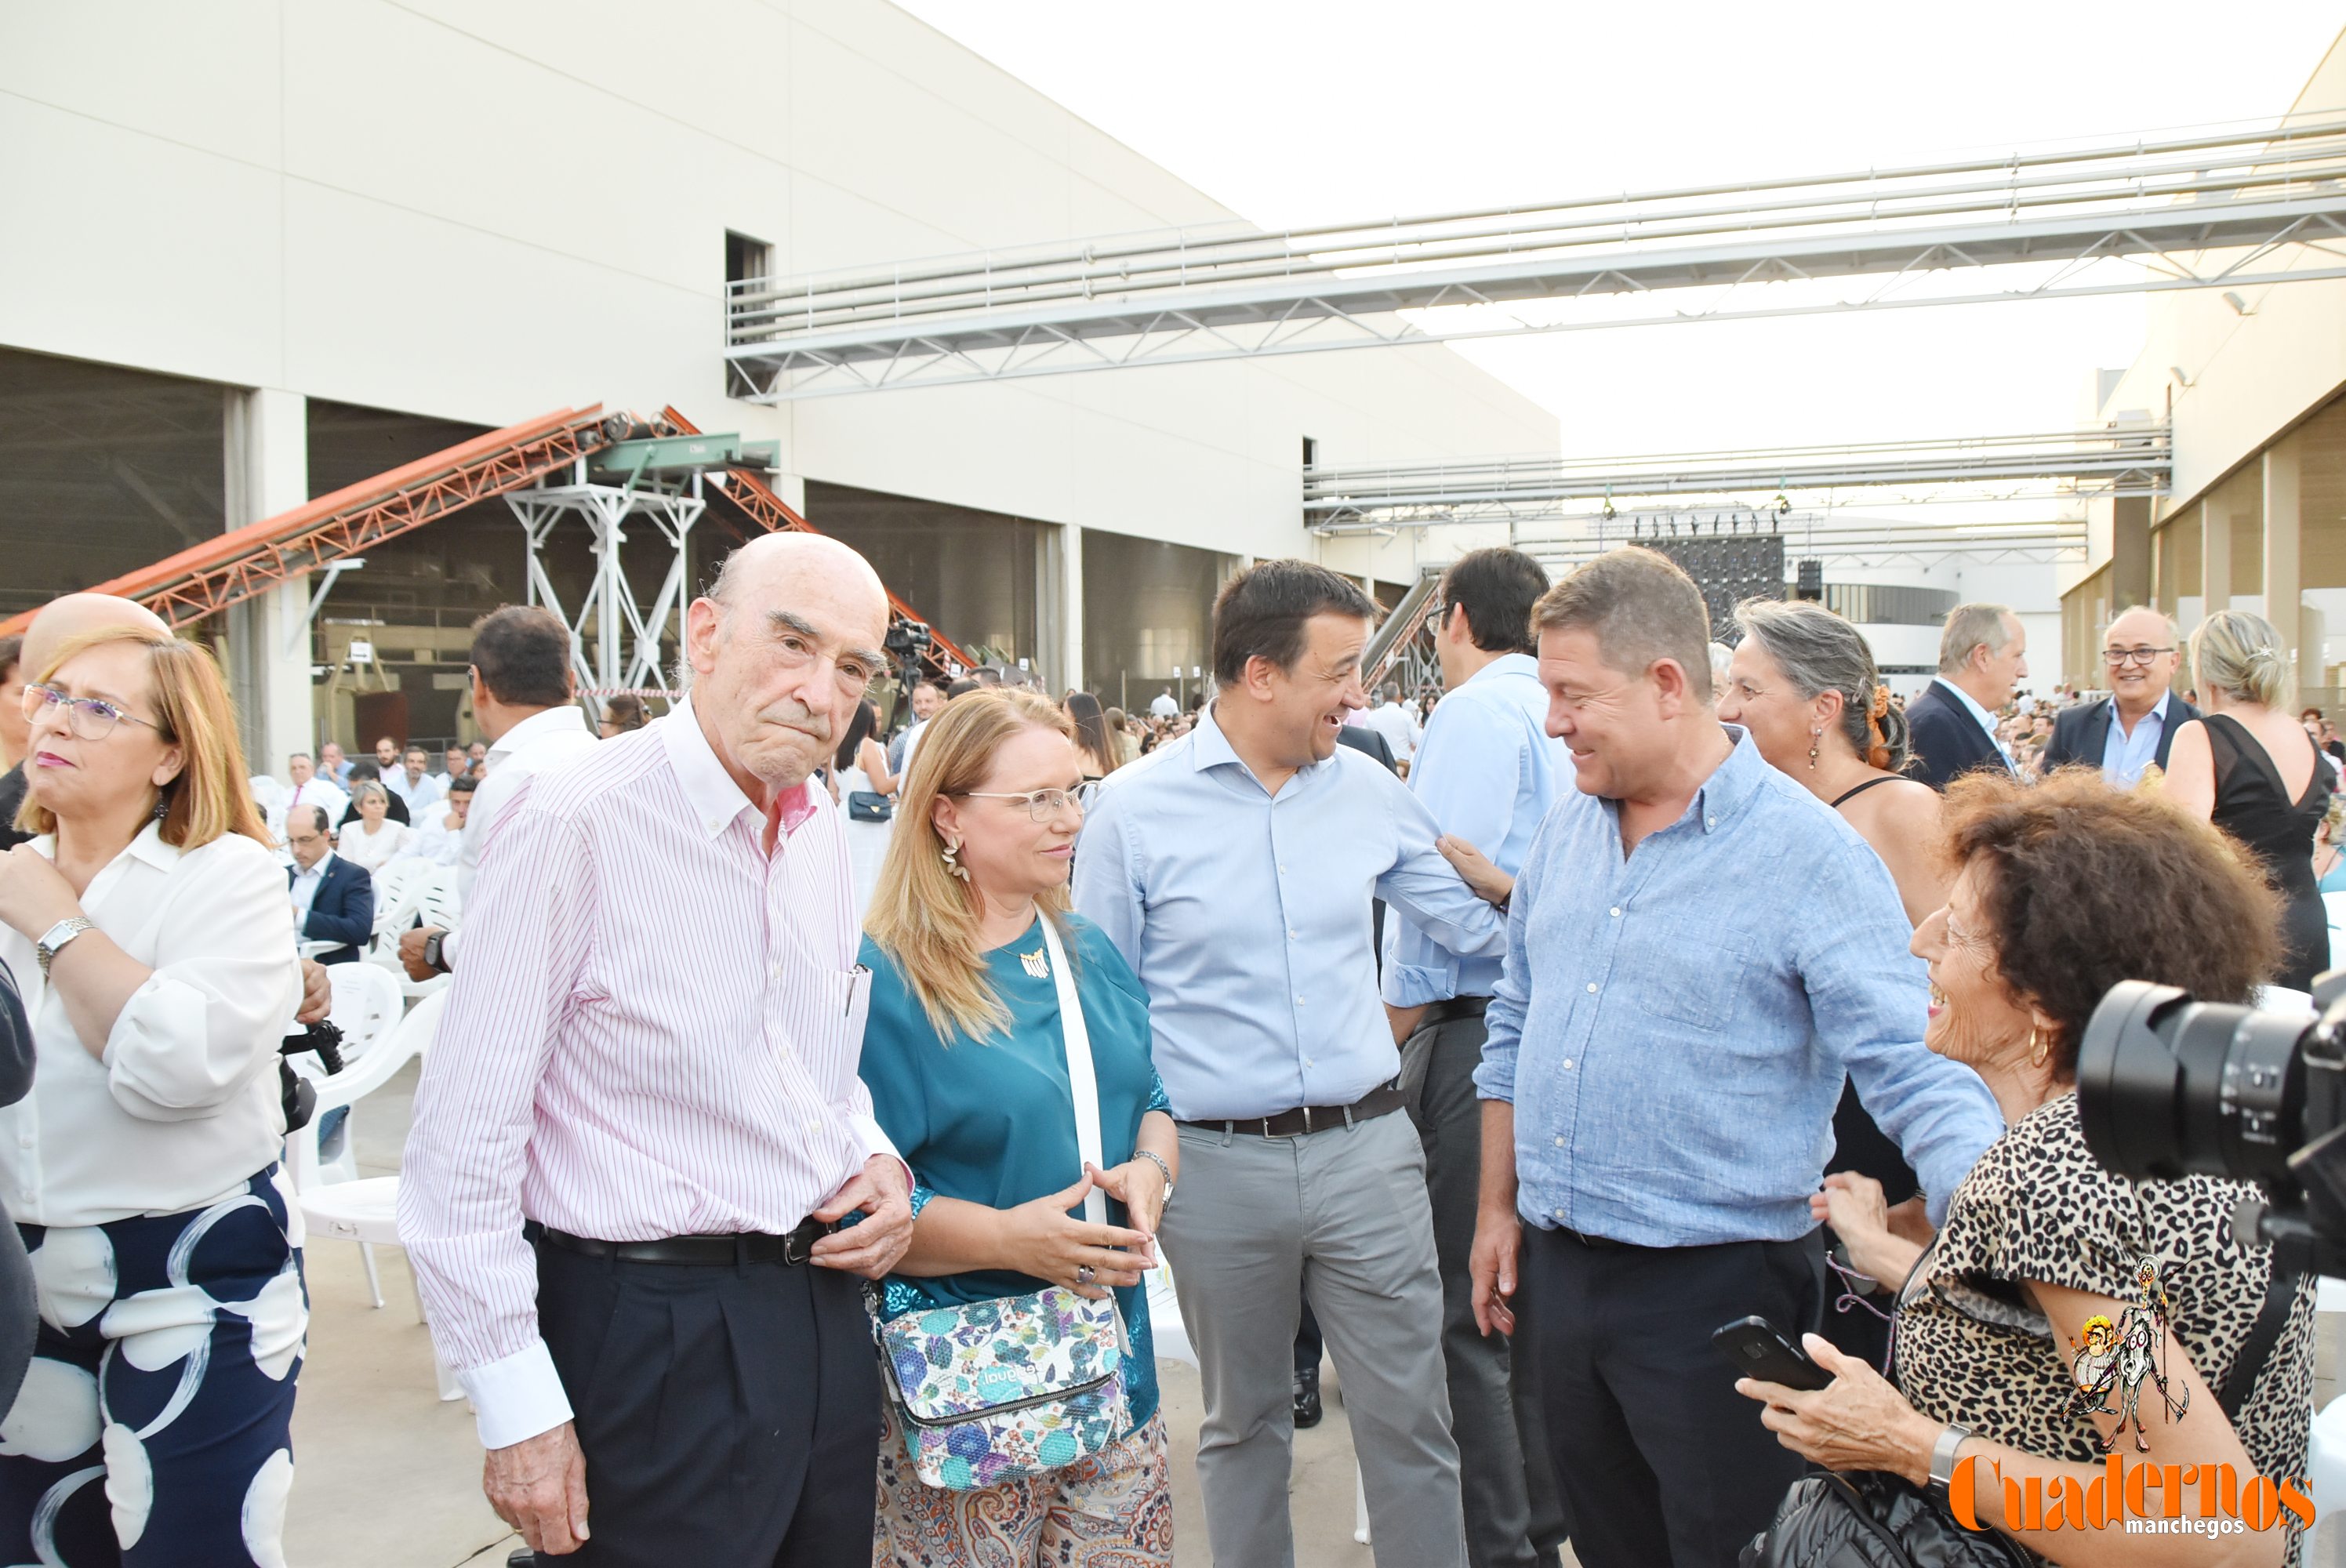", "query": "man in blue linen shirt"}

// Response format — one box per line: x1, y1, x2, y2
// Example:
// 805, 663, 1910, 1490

1381, 546, 1569, 1568
1467, 548, 2003, 1568
1076, 559, 1506, 1568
